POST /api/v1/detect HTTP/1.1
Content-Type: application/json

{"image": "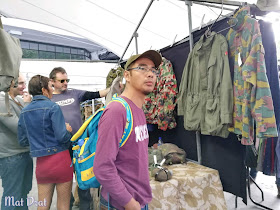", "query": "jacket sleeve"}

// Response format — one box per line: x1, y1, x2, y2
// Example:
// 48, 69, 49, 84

94, 102, 133, 208
177, 51, 193, 116
50, 104, 72, 144
220, 40, 233, 124
18, 113, 29, 147
243, 34, 277, 138
81, 91, 100, 102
